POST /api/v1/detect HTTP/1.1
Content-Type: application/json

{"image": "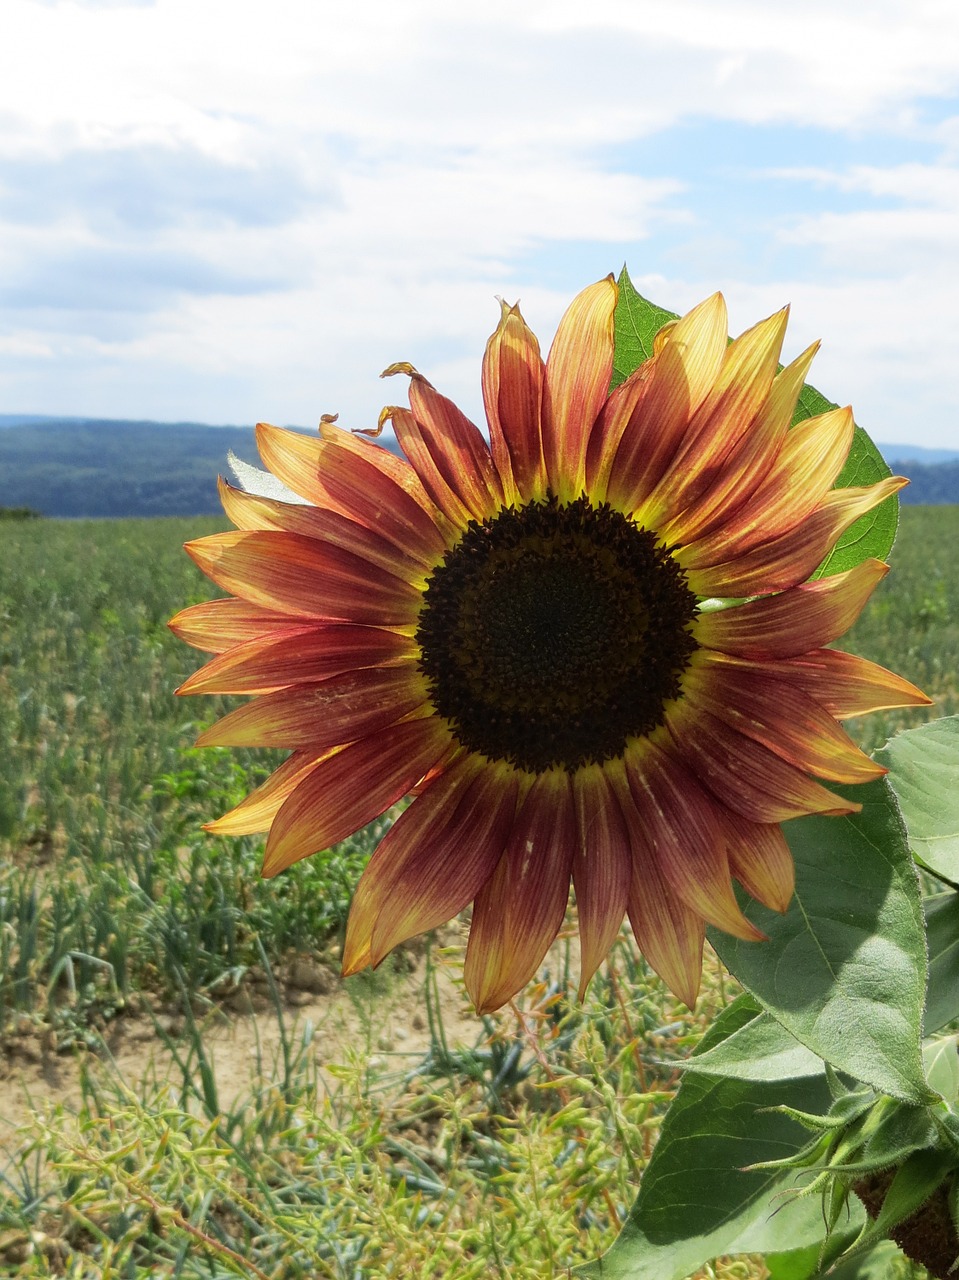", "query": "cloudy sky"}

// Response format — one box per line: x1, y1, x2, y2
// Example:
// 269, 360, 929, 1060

2, 0, 958, 450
